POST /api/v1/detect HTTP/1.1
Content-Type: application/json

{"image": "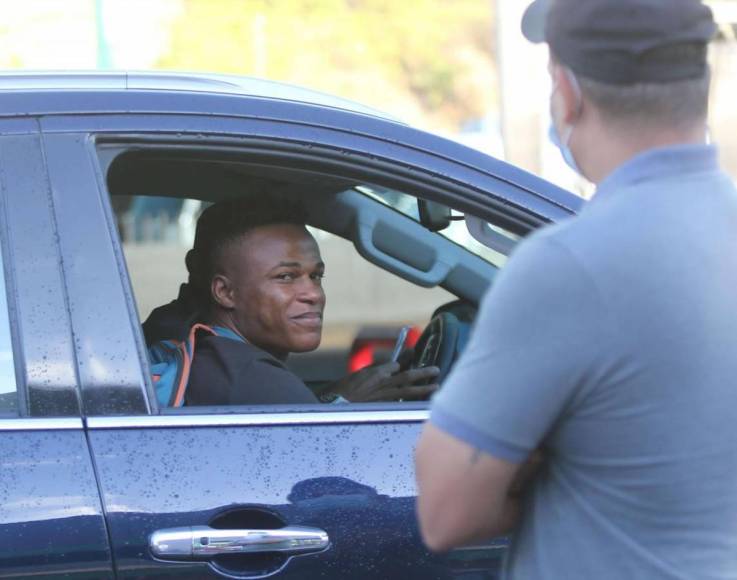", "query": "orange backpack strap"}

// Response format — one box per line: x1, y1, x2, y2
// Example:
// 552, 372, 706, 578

170, 323, 217, 407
